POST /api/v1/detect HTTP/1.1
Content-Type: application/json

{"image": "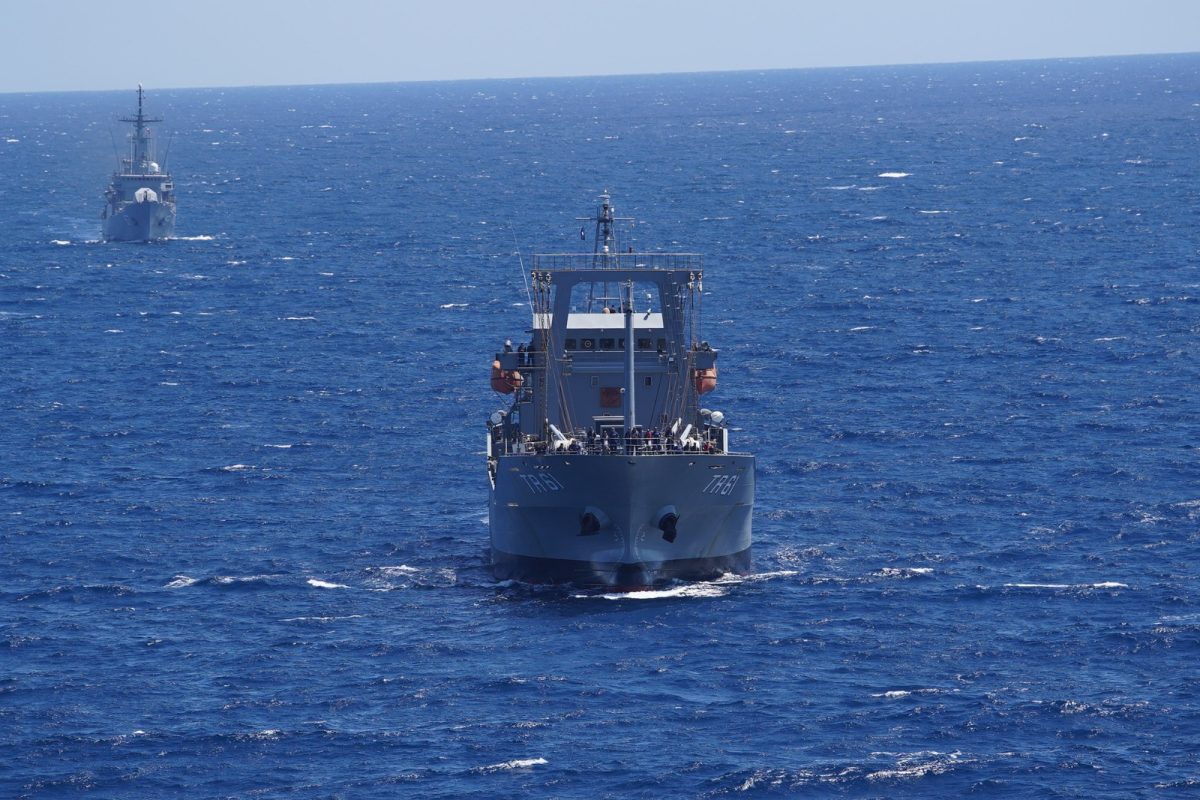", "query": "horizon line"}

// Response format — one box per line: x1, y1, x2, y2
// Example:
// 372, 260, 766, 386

2, 49, 1197, 97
